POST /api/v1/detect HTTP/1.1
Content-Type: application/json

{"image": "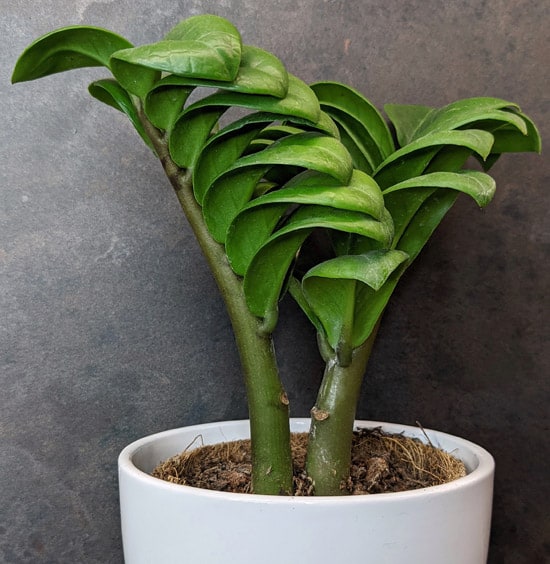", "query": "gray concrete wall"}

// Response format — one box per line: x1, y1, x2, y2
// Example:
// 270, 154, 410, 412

1, 1, 548, 562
